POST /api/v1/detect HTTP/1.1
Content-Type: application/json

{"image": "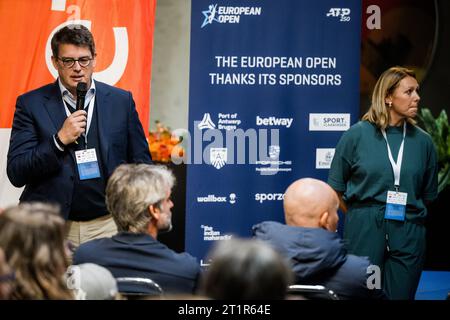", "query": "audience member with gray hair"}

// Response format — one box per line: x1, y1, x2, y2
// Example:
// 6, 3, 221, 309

199, 238, 294, 300
106, 164, 175, 234
0, 203, 73, 299
74, 164, 200, 295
